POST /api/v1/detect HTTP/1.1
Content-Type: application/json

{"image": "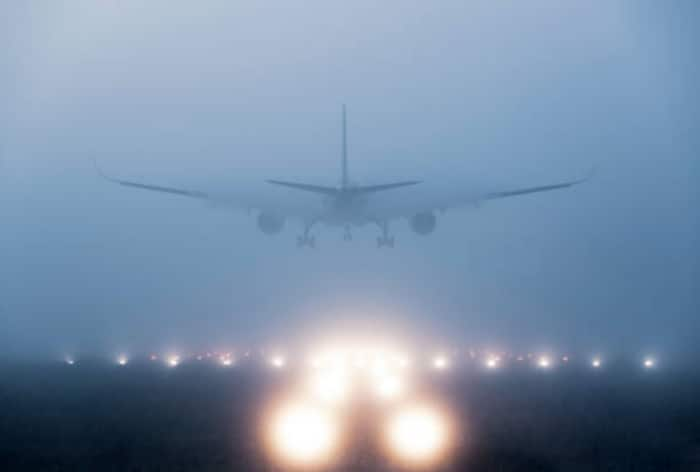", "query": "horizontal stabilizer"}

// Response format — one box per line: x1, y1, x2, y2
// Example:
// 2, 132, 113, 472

266, 179, 421, 196
266, 180, 339, 195
350, 181, 421, 194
